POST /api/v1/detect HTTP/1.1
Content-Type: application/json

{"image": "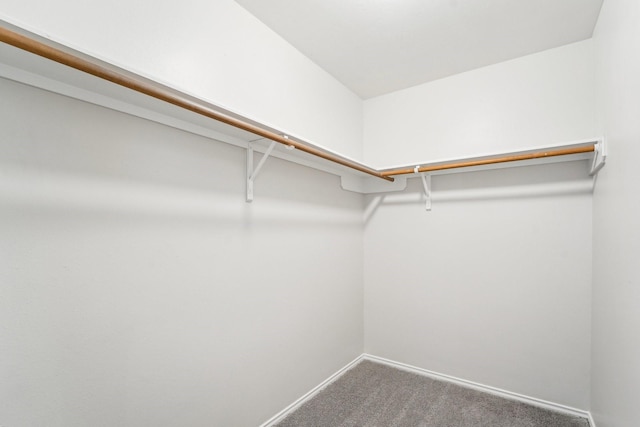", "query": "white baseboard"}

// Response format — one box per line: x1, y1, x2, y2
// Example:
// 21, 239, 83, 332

260, 352, 594, 426
363, 353, 591, 421
259, 354, 365, 427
